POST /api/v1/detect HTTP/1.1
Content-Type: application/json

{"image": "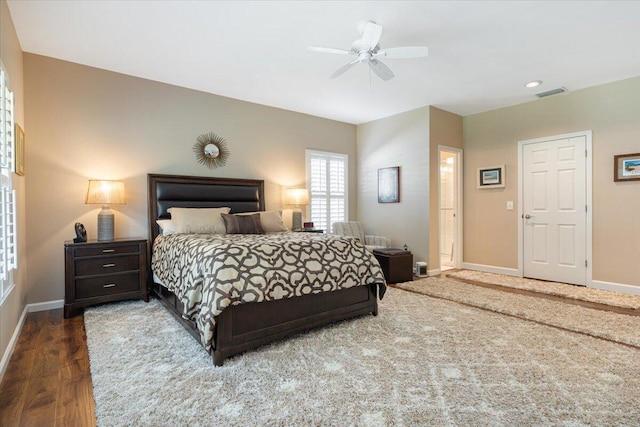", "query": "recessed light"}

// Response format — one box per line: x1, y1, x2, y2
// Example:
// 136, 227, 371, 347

525, 80, 542, 88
